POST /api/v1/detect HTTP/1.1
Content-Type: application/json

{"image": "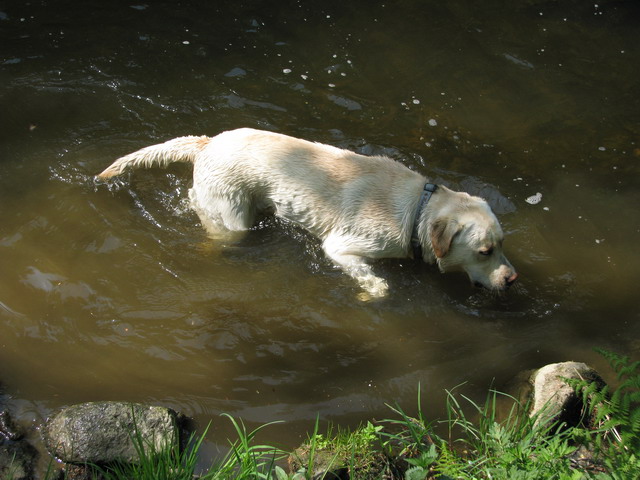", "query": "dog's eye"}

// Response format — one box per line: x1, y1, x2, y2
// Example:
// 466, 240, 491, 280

479, 247, 494, 256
